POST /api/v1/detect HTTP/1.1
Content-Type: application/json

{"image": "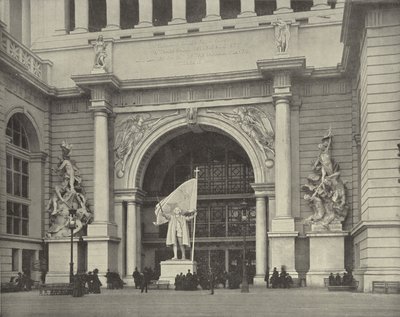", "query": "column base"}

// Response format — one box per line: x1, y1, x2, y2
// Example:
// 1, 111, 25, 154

87, 221, 118, 237
237, 12, 257, 18
136, 21, 153, 28
202, 15, 221, 22
70, 28, 88, 34
54, 29, 67, 36
269, 231, 298, 276
273, 8, 293, 14
168, 18, 187, 25
311, 4, 330, 11
306, 231, 348, 287
102, 25, 120, 31
253, 274, 267, 286
271, 217, 295, 232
